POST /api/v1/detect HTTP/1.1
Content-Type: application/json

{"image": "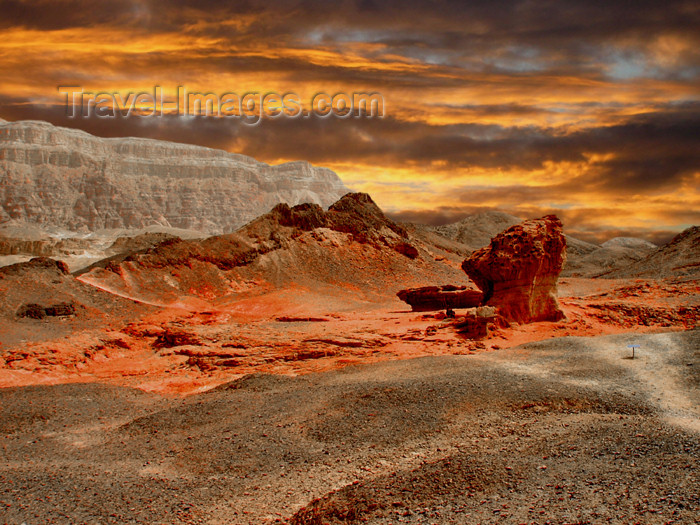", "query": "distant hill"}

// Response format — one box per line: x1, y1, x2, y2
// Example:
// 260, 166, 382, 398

605, 226, 699, 279
601, 237, 658, 250
430, 211, 522, 251
564, 237, 657, 278
423, 211, 659, 277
